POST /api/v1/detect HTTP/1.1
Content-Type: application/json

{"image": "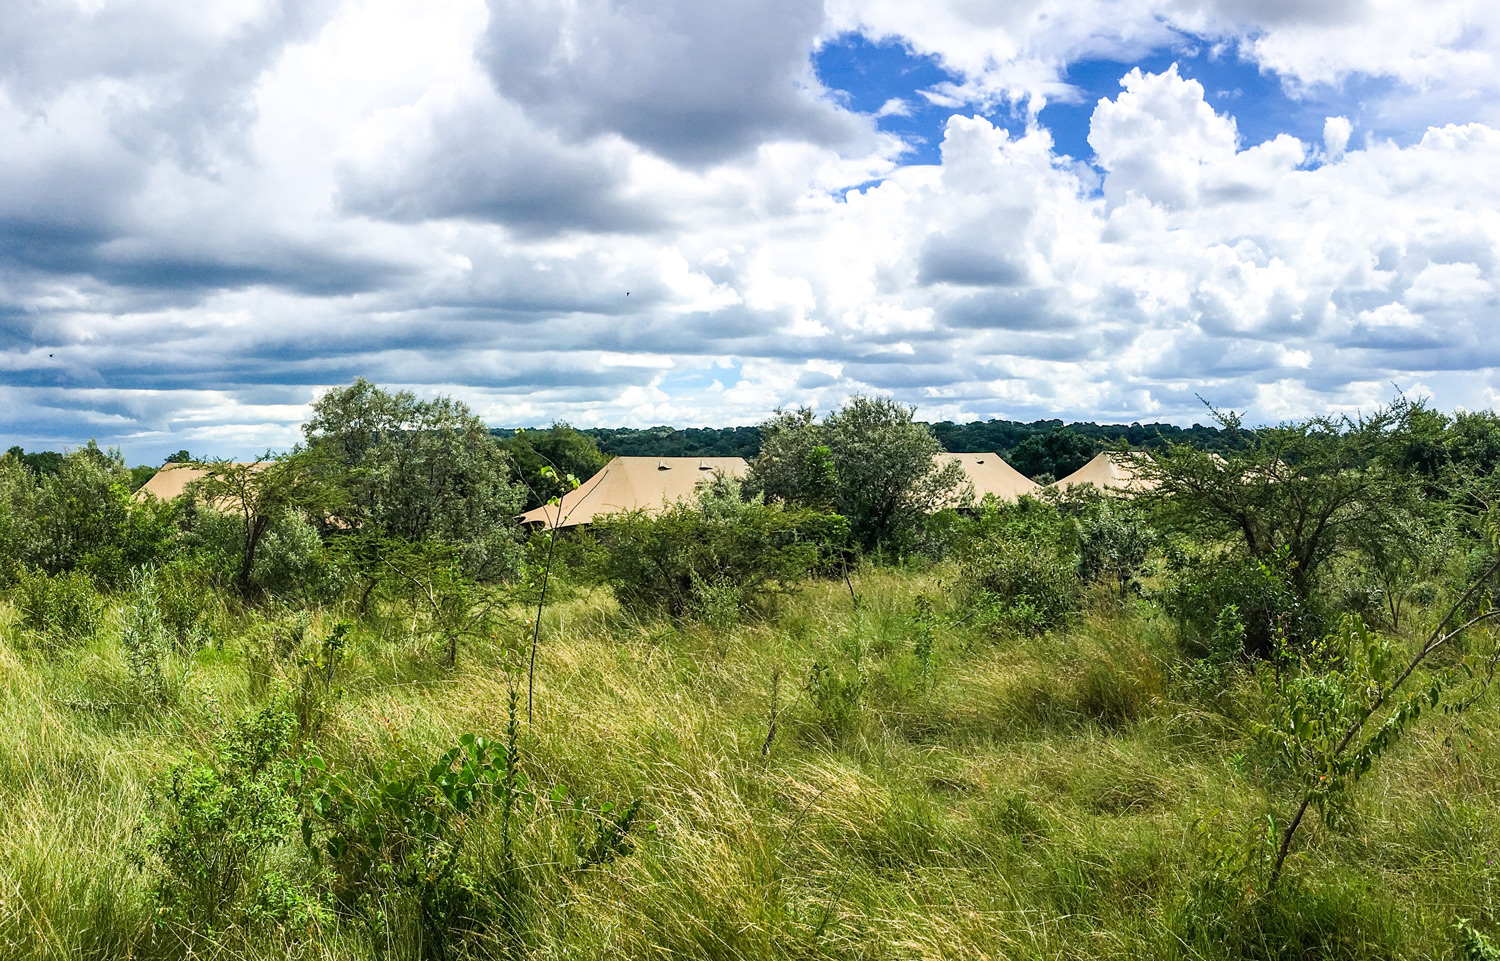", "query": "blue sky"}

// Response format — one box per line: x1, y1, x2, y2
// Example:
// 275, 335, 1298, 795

1, 0, 1499, 461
